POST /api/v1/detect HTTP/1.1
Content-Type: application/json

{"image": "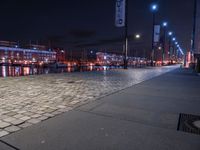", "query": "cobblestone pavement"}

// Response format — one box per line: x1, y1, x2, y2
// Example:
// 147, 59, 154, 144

0, 66, 178, 137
